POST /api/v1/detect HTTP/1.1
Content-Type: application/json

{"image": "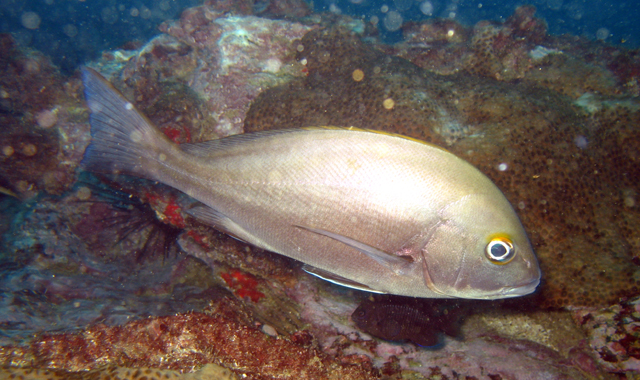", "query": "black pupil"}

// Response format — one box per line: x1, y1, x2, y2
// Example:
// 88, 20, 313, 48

491, 243, 508, 258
